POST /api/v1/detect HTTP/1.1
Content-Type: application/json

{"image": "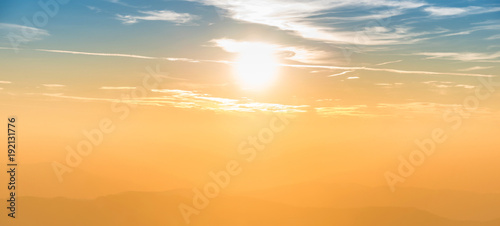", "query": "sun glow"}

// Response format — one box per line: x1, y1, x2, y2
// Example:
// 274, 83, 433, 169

232, 42, 279, 90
